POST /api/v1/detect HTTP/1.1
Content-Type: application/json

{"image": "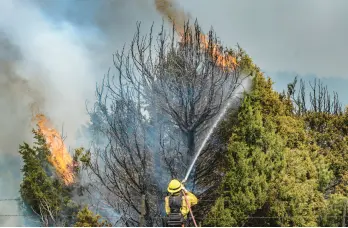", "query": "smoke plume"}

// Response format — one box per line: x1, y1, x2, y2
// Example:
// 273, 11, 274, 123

0, 1, 96, 225
0, 0, 161, 225
155, 0, 190, 33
